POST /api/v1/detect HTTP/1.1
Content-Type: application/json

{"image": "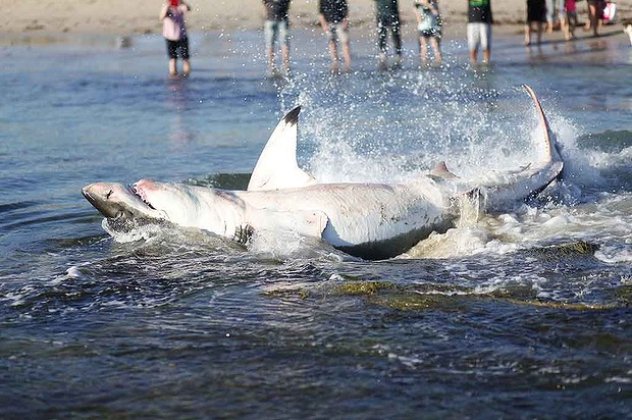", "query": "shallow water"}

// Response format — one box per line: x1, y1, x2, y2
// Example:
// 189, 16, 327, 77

1, 30, 631, 417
